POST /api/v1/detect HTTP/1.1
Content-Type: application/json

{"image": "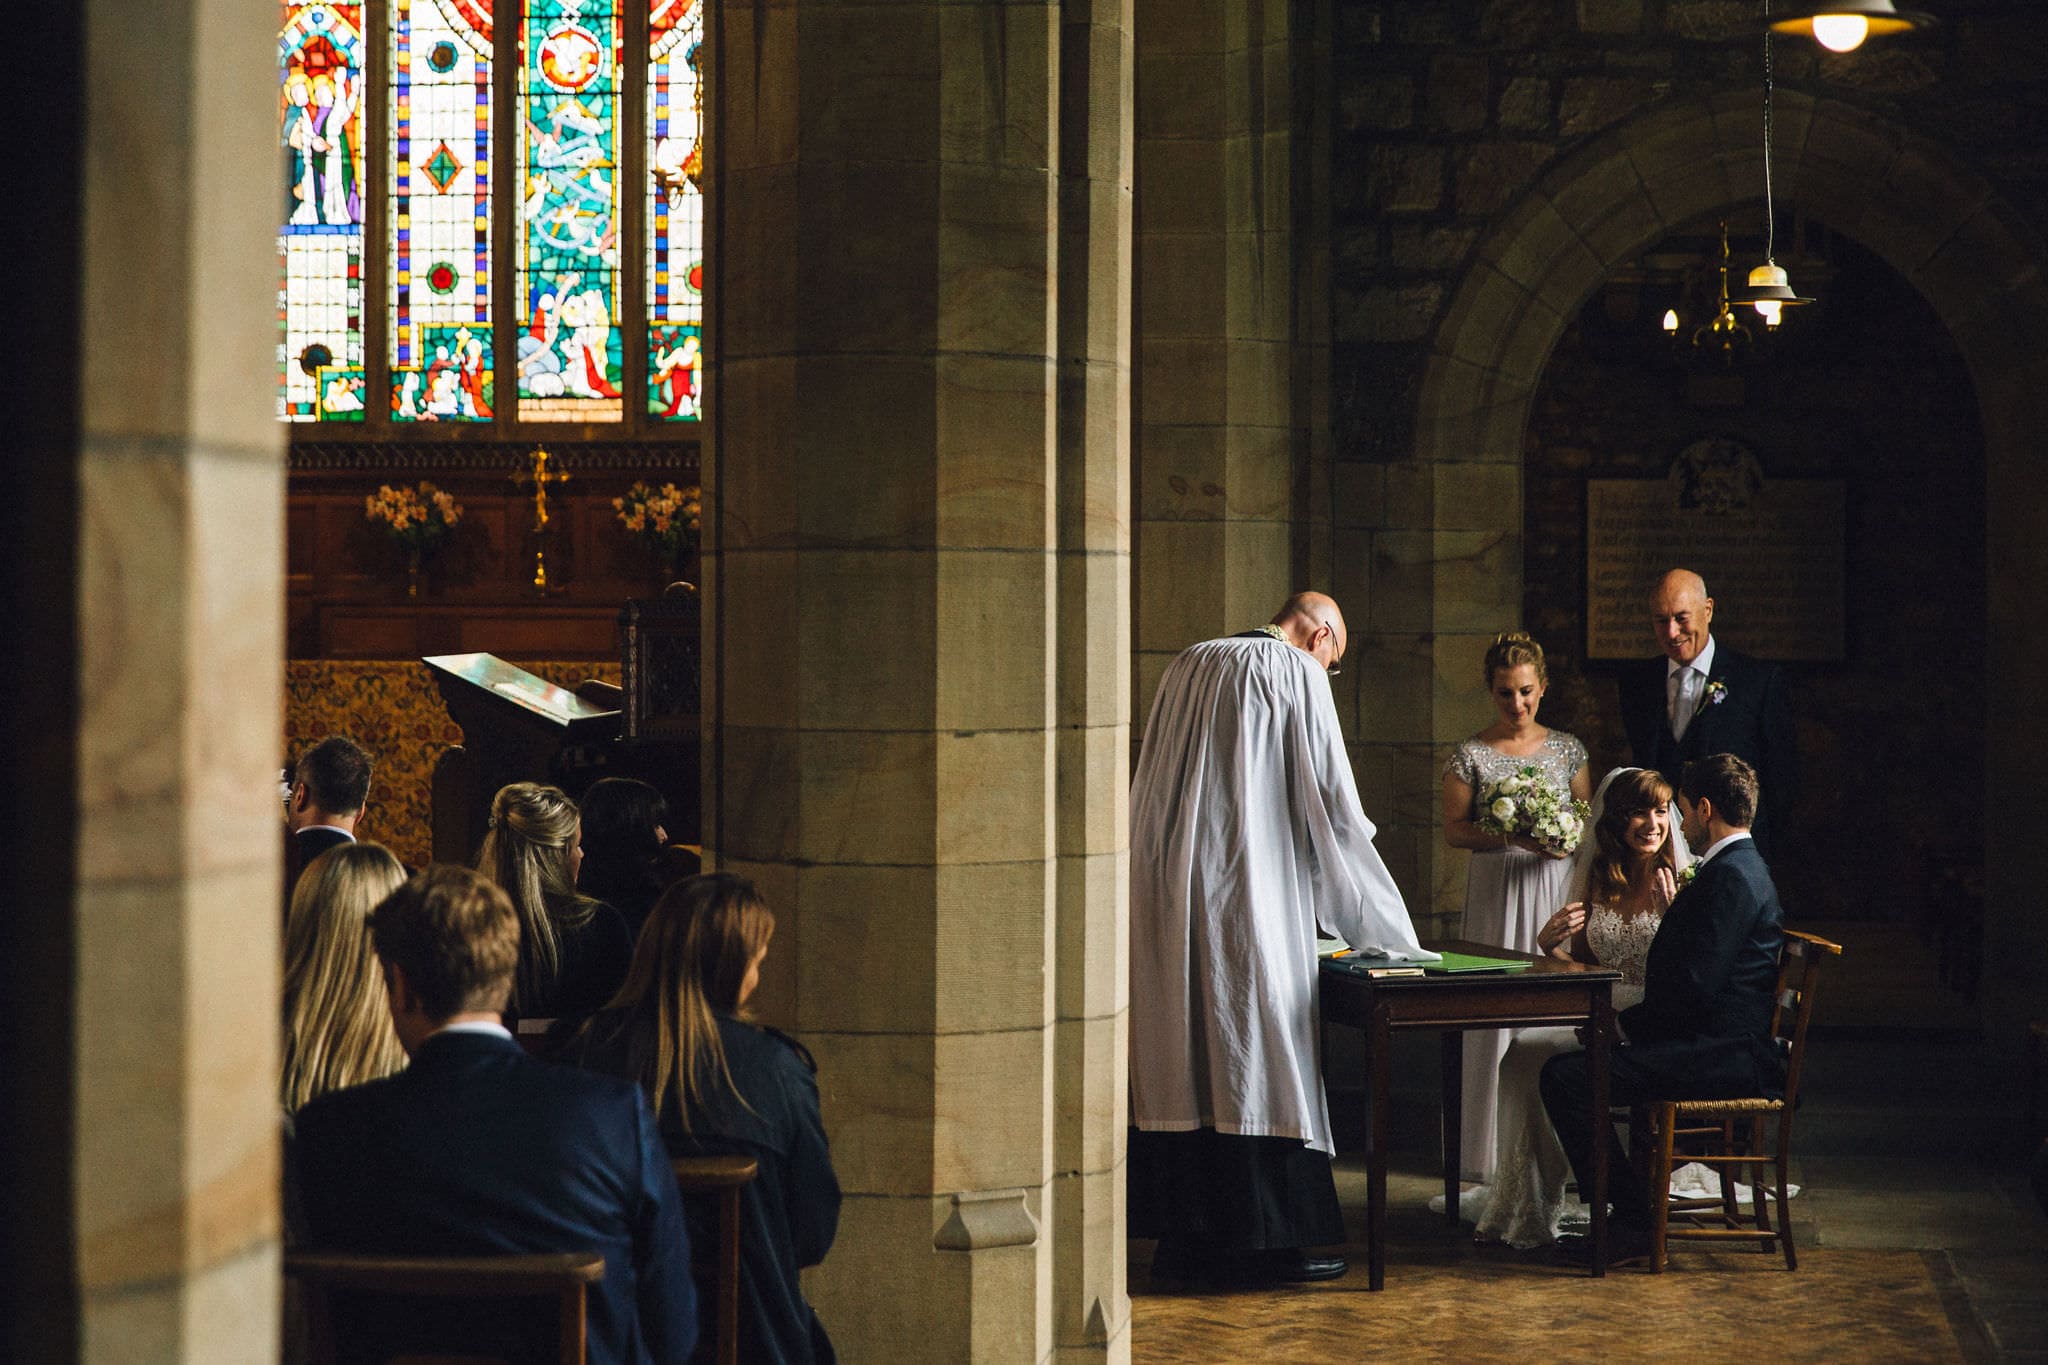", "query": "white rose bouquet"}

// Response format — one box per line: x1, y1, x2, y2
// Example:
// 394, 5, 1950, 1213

1475, 765, 1591, 856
